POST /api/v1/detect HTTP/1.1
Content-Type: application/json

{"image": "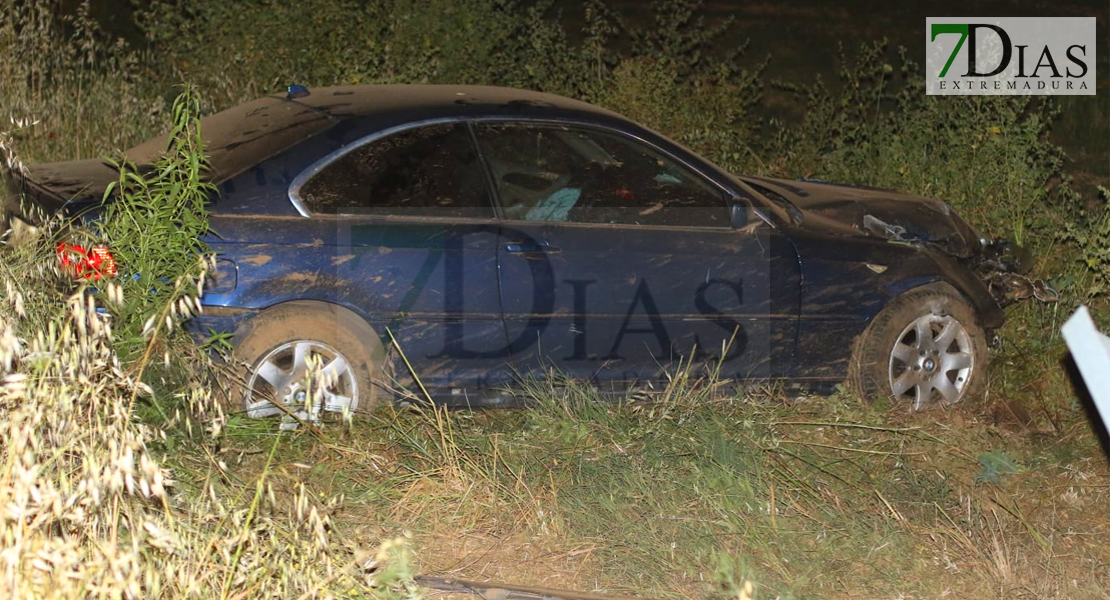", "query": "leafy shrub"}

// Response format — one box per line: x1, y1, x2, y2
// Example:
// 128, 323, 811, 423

138, 0, 766, 152
138, 0, 579, 107
95, 86, 213, 360
770, 41, 1070, 247
1062, 186, 1110, 298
